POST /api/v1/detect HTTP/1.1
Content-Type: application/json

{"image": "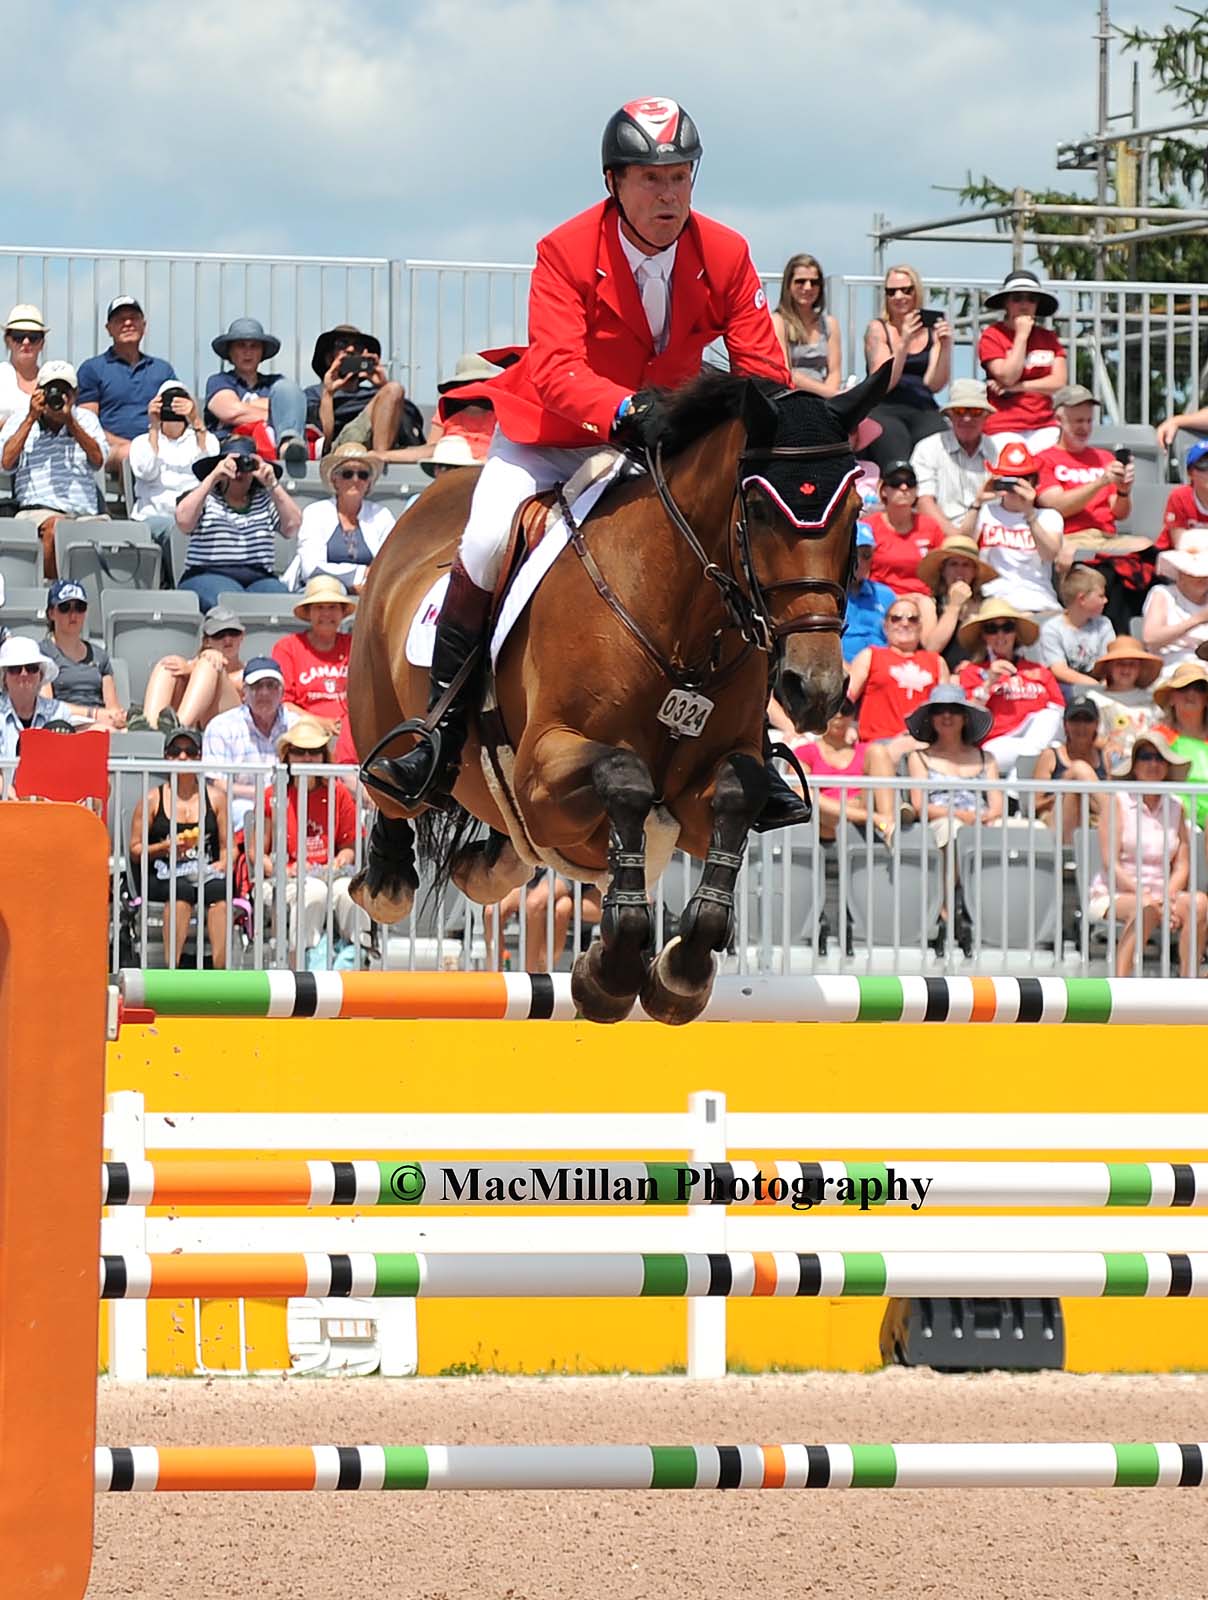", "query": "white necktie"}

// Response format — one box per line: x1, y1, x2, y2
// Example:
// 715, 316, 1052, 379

638, 257, 669, 352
